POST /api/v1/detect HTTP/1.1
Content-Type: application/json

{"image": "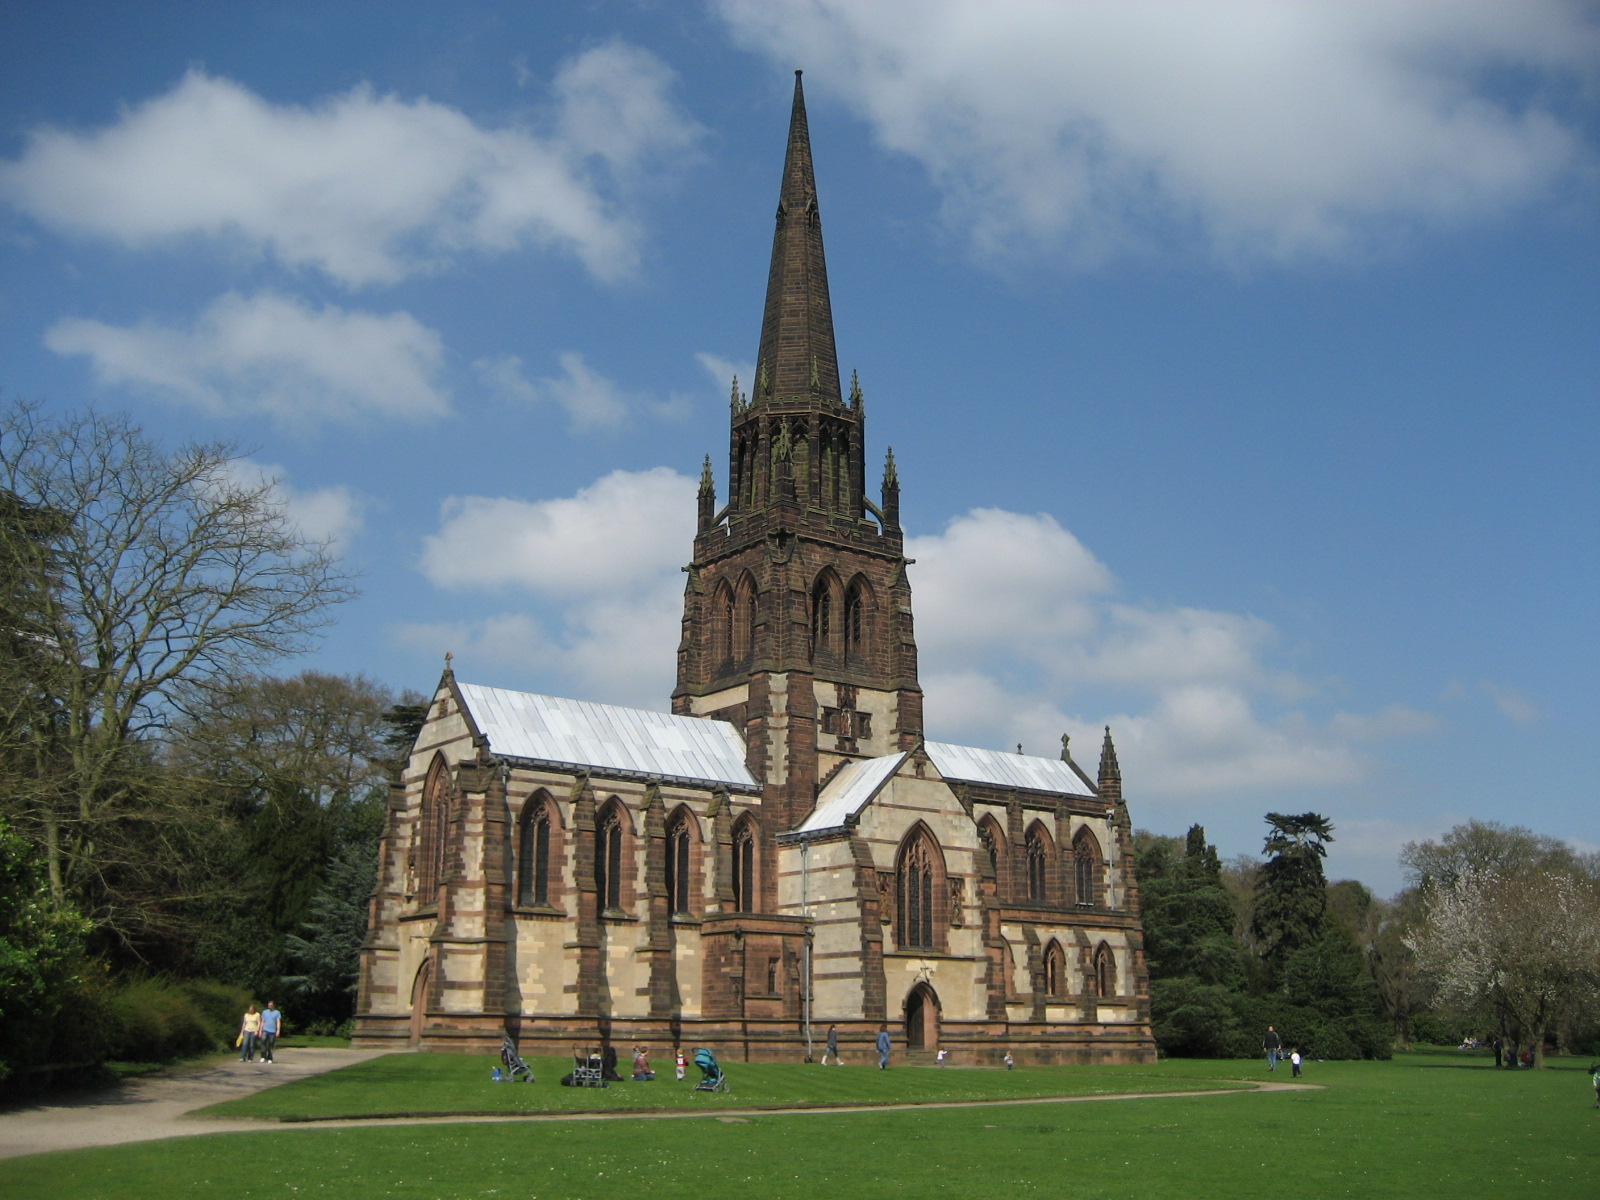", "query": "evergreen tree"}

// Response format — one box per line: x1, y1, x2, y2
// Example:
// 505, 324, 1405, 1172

1252, 812, 1334, 984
